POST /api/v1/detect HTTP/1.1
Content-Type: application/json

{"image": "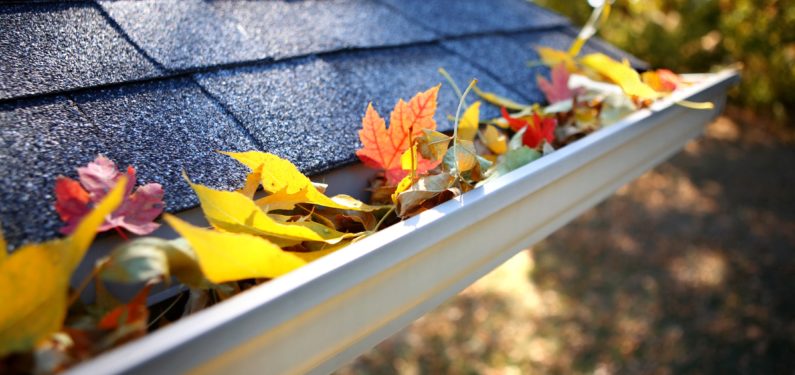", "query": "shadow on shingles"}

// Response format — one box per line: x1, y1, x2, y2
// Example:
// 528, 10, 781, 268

335, 109, 795, 374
